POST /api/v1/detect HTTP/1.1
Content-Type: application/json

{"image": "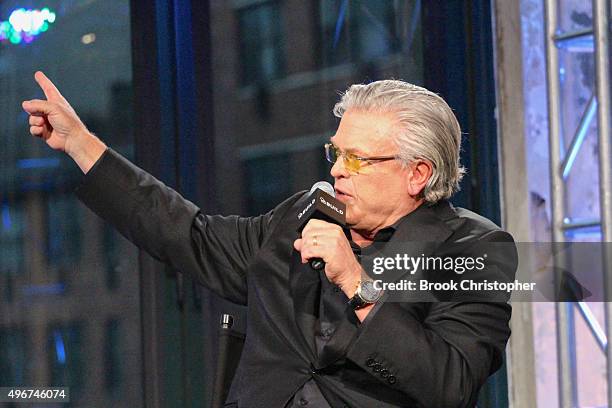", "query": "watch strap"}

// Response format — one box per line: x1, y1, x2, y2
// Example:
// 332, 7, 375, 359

348, 292, 369, 310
